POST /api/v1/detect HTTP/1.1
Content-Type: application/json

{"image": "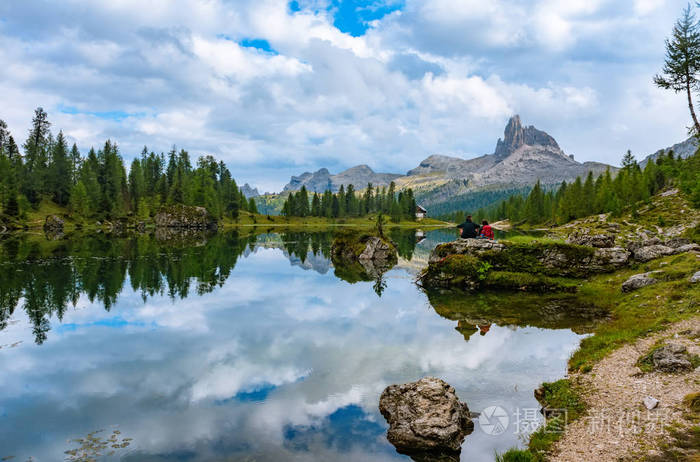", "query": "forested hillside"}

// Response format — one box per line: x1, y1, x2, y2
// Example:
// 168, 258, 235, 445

0, 108, 255, 223
480, 149, 700, 225
281, 182, 417, 222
